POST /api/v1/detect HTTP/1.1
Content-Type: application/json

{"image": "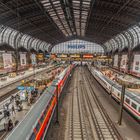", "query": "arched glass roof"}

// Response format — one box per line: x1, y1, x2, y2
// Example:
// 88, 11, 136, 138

0, 25, 50, 51
104, 24, 140, 53
51, 39, 104, 54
